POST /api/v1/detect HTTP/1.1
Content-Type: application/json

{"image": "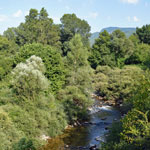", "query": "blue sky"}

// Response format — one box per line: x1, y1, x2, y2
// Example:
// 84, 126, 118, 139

0, 0, 149, 33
